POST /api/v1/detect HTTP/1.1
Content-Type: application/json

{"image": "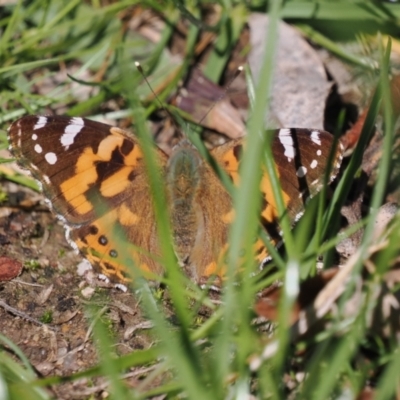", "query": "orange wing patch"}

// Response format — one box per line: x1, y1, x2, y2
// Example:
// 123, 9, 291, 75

60, 131, 144, 215
260, 169, 290, 225
71, 206, 161, 282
